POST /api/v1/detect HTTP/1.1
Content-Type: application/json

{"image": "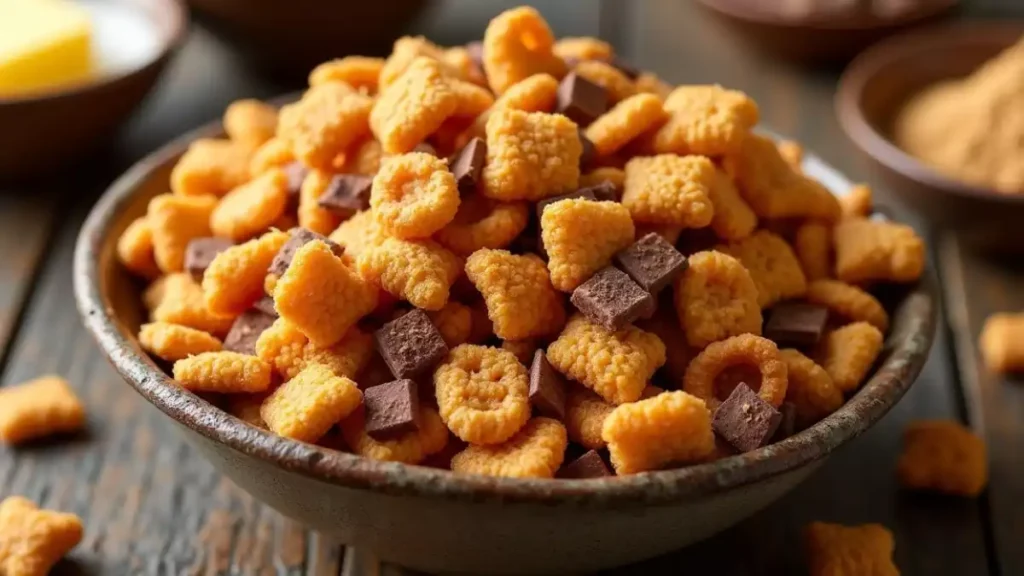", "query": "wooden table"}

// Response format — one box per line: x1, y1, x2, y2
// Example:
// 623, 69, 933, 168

0, 2, 1020, 574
